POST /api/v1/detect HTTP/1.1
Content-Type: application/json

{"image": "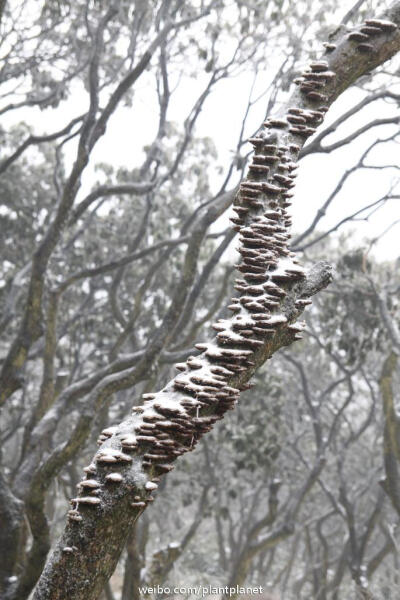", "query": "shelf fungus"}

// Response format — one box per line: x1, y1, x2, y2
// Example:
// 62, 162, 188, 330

348, 31, 369, 42
309, 60, 329, 72
77, 479, 100, 491
248, 136, 264, 146
67, 510, 82, 522
71, 496, 101, 506
83, 464, 96, 474
98, 448, 133, 463
357, 43, 374, 52
364, 19, 397, 32
105, 473, 123, 483
145, 481, 159, 491
361, 25, 385, 35
264, 118, 288, 129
